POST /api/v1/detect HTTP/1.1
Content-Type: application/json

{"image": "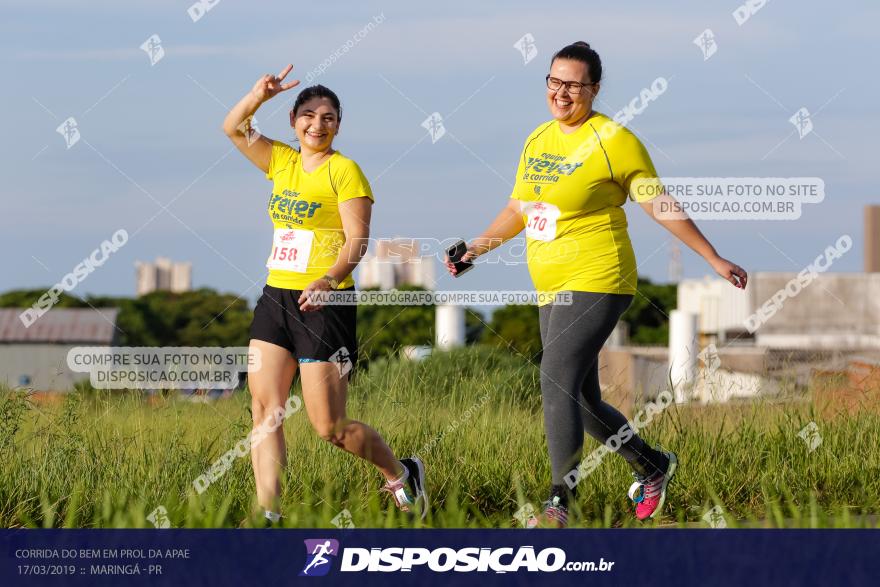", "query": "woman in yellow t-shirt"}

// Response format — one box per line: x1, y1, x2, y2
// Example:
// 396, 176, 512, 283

223, 64, 426, 525
446, 43, 747, 526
